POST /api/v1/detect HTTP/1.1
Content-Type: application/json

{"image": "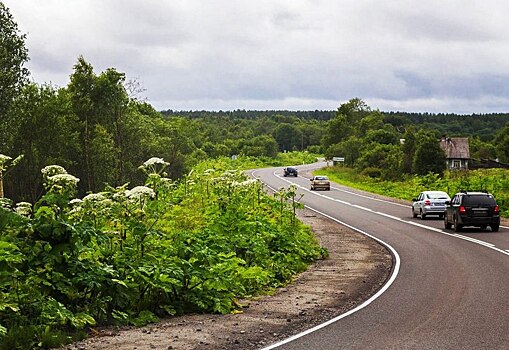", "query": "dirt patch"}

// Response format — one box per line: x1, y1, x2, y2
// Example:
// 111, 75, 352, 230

63, 207, 393, 350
